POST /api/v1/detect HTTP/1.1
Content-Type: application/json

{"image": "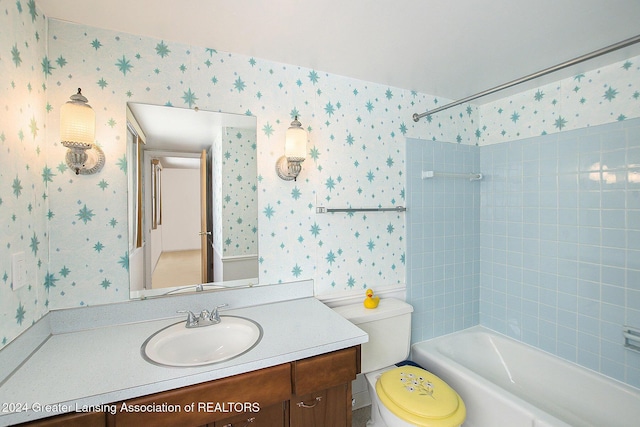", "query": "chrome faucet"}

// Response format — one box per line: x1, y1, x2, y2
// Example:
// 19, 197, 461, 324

177, 304, 228, 328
